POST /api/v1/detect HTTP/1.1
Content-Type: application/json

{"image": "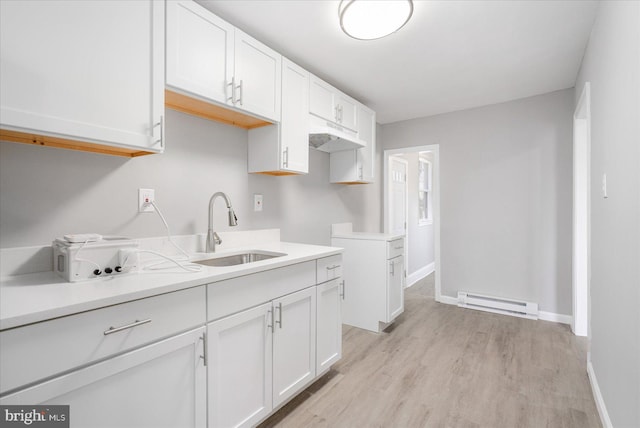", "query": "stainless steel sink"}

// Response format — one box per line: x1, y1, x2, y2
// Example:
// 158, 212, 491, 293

195, 251, 287, 267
